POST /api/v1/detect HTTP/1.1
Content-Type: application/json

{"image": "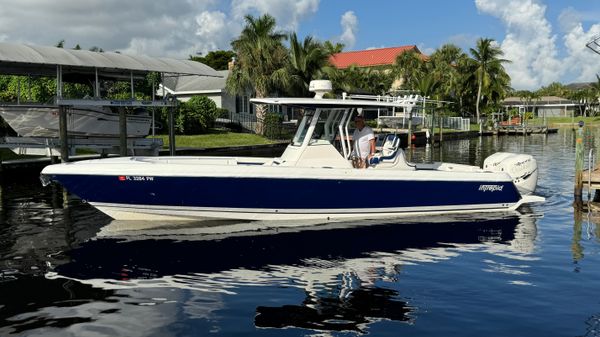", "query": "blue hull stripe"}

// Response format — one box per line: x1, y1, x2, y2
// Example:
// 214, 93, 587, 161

50, 174, 521, 210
